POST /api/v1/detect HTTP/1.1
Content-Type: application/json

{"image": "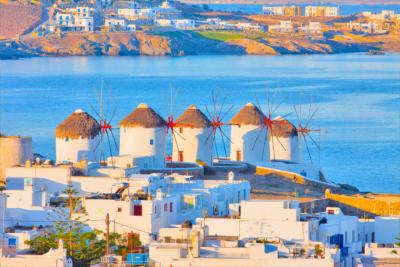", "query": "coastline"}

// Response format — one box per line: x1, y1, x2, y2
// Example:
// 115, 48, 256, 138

2, 30, 396, 60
